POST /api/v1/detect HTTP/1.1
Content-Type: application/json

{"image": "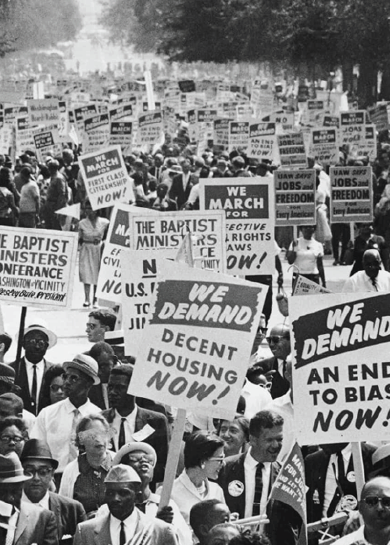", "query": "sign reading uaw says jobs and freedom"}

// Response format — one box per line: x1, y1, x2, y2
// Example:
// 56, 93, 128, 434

128, 260, 266, 419
199, 177, 275, 275
0, 227, 77, 308
290, 292, 390, 444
